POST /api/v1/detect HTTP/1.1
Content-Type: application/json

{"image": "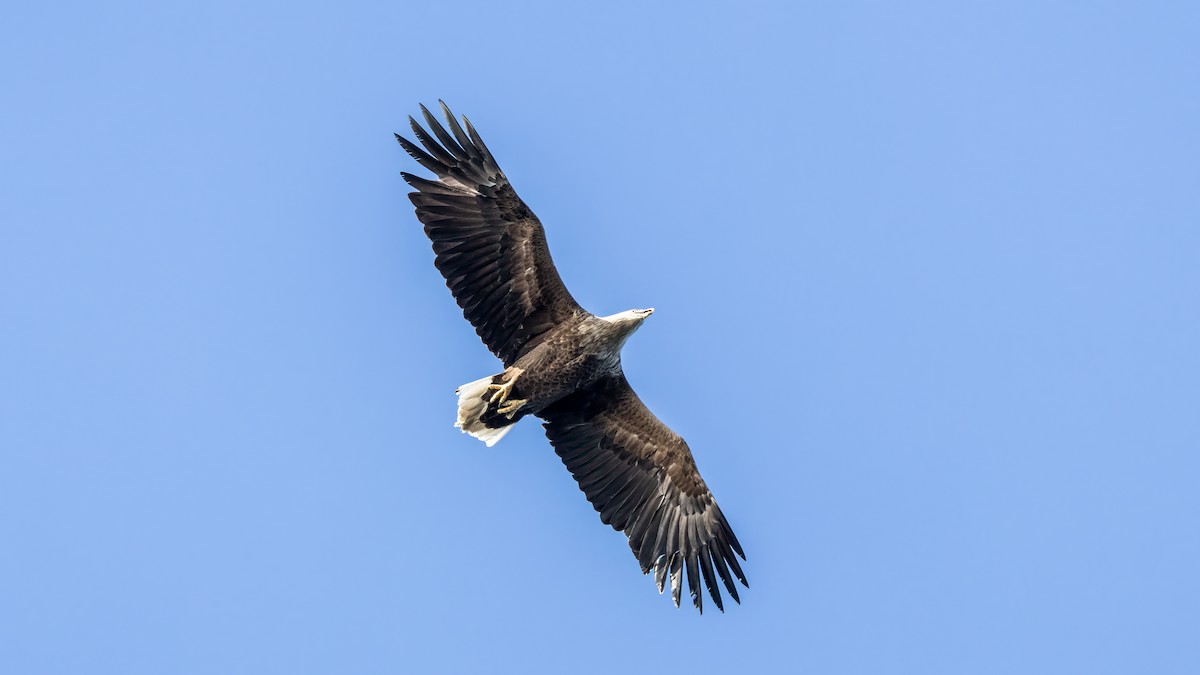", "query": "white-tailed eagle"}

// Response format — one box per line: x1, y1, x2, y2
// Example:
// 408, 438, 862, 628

397, 102, 748, 613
